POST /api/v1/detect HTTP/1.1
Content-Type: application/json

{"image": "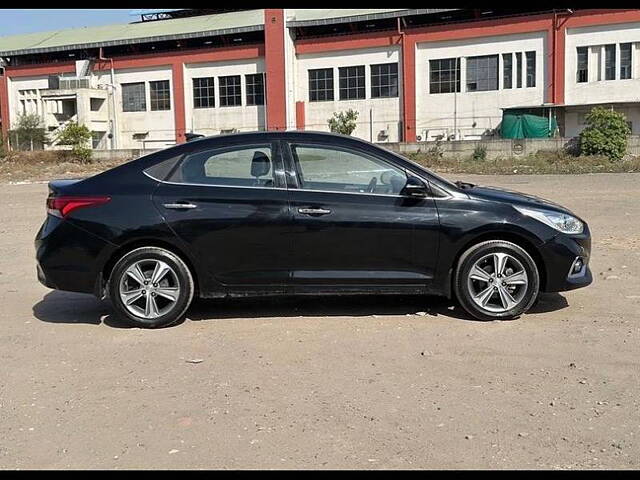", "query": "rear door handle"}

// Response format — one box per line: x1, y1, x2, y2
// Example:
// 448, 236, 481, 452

163, 202, 197, 210
298, 207, 331, 216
